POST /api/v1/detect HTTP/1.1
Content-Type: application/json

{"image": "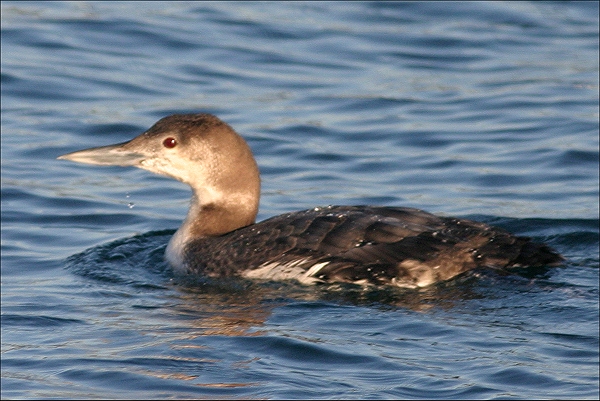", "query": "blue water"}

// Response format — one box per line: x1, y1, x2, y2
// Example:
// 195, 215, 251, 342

1, 1, 598, 399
